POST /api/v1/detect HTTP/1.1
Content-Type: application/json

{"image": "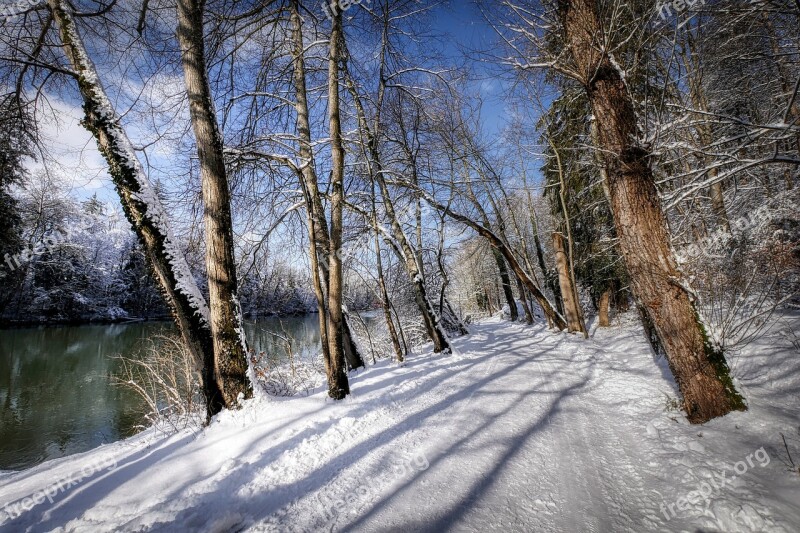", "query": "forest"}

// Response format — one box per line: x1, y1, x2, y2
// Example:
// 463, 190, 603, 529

0, 0, 798, 531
